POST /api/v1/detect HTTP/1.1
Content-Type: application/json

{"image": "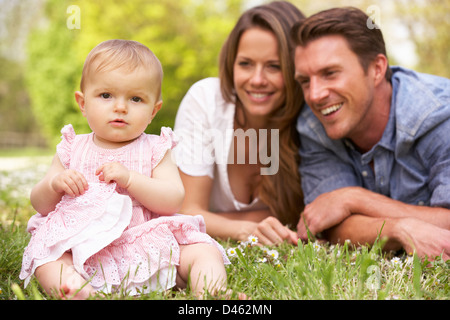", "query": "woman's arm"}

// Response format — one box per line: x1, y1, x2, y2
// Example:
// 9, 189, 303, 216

178, 172, 251, 240
179, 171, 298, 244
